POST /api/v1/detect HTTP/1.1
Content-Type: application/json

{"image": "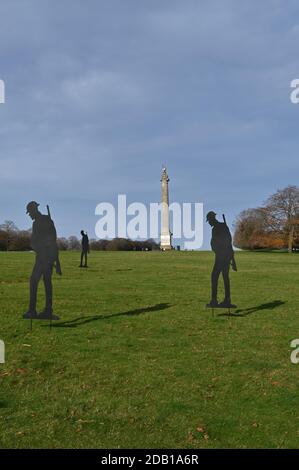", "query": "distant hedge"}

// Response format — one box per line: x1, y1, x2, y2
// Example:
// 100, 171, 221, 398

0, 221, 159, 252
